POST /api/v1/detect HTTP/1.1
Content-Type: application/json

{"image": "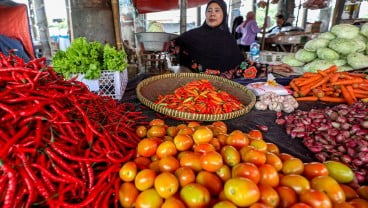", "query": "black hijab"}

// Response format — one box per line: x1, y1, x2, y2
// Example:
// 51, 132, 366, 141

175, 0, 243, 72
